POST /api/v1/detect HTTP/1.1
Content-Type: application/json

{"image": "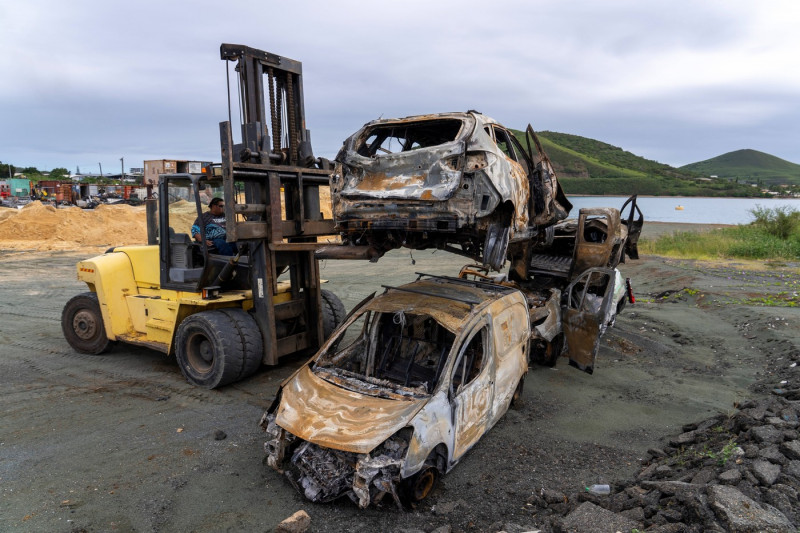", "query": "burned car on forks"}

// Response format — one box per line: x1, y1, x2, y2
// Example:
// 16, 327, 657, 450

260, 274, 531, 508
330, 111, 572, 270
